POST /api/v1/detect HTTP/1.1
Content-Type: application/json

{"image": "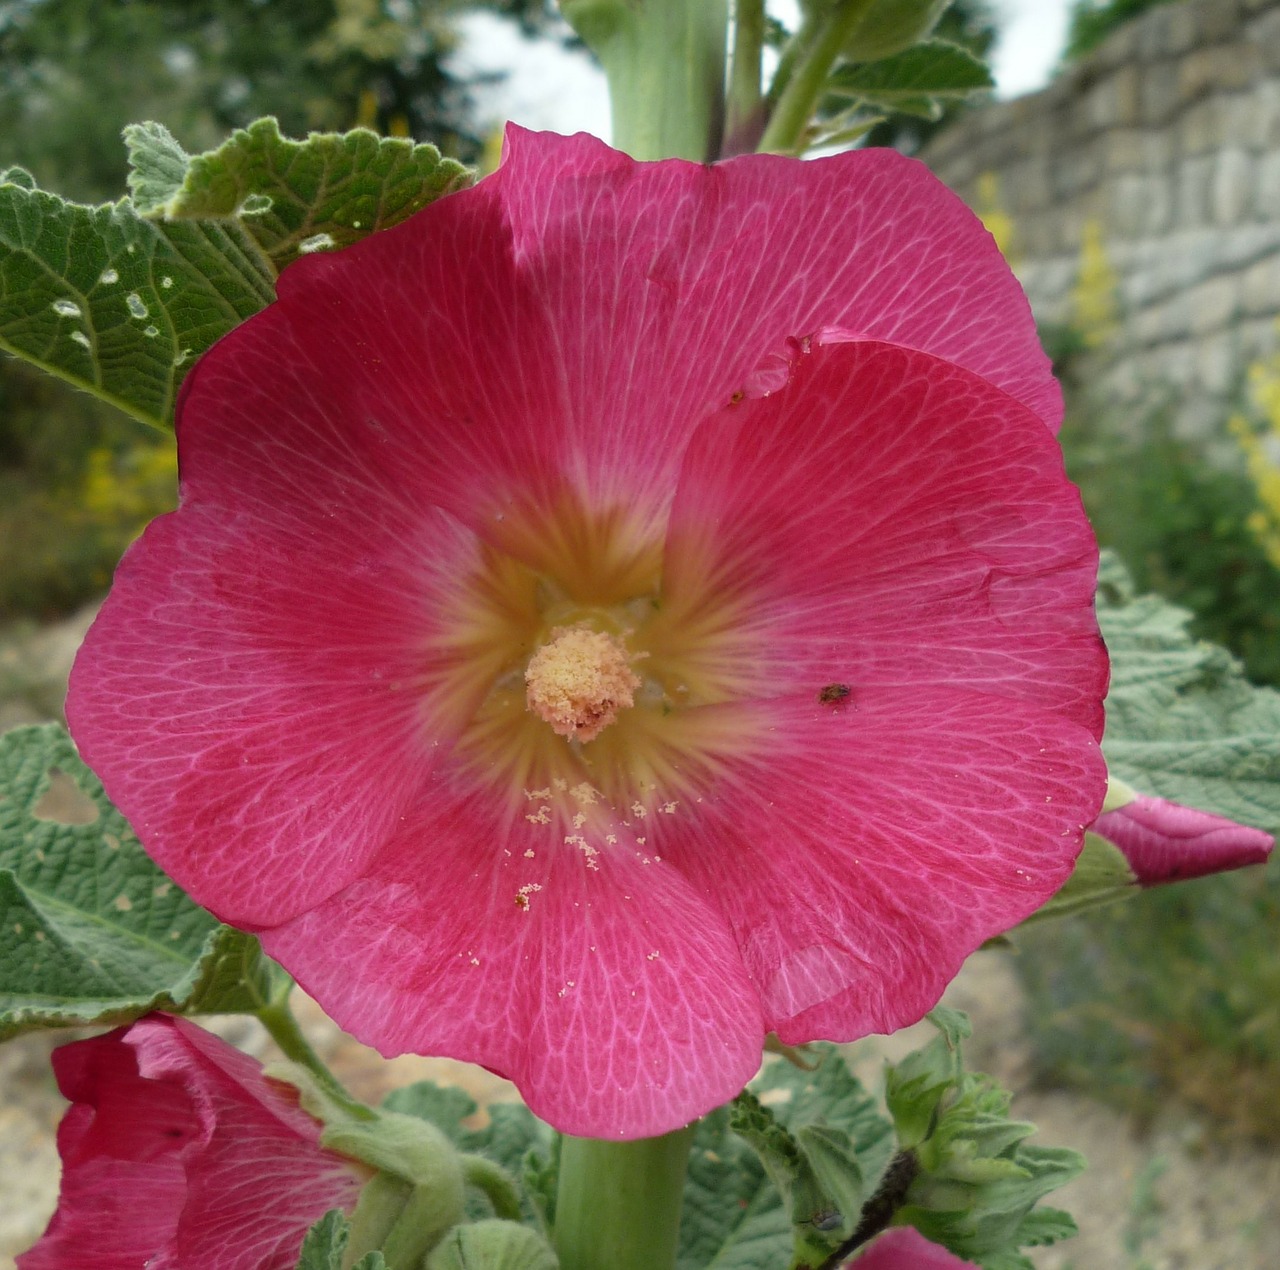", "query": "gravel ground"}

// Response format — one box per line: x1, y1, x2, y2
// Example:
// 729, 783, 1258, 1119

2, 610, 1278, 1268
